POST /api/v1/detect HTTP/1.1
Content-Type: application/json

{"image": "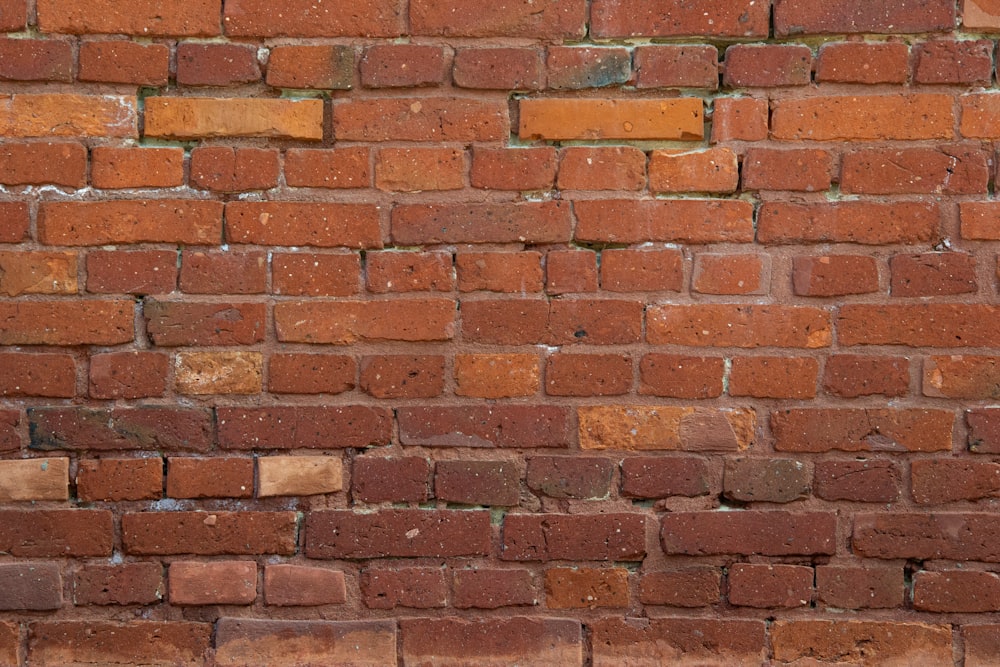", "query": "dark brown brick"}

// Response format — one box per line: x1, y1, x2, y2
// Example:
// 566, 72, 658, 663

122, 511, 297, 556
0, 509, 112, 557
217, 406, 391, 449
639, 568, 721, 607
502, 513, 645, 561
662, 511, 836, 556
361, 567, 446, 609
398, 406, 569, 448
30, 407, 213, 453
621, 456, 712, 499
306, 509, 490, 558
814, 459, 901, 503
0, 563, 62, 610
526, 456, 613, 499
352, 456, 431, 503
73, 562, 163, 606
